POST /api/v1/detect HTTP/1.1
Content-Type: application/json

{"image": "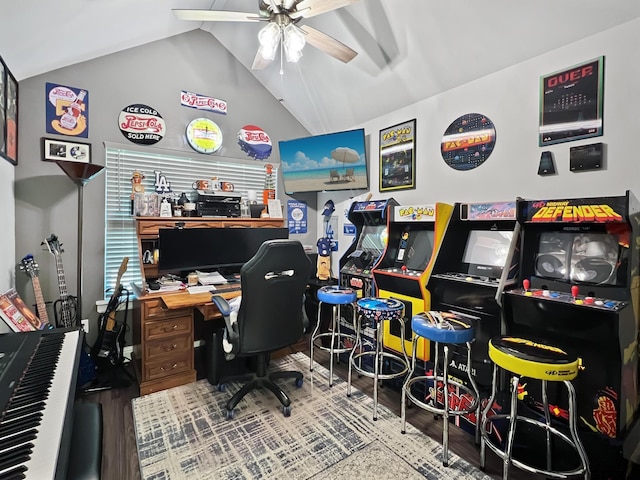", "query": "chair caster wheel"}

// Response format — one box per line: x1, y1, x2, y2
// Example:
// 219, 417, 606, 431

225, 408, 235, 420
282, 405, 291, 417
295, 378, 304, 388
217, 383, 226, 392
